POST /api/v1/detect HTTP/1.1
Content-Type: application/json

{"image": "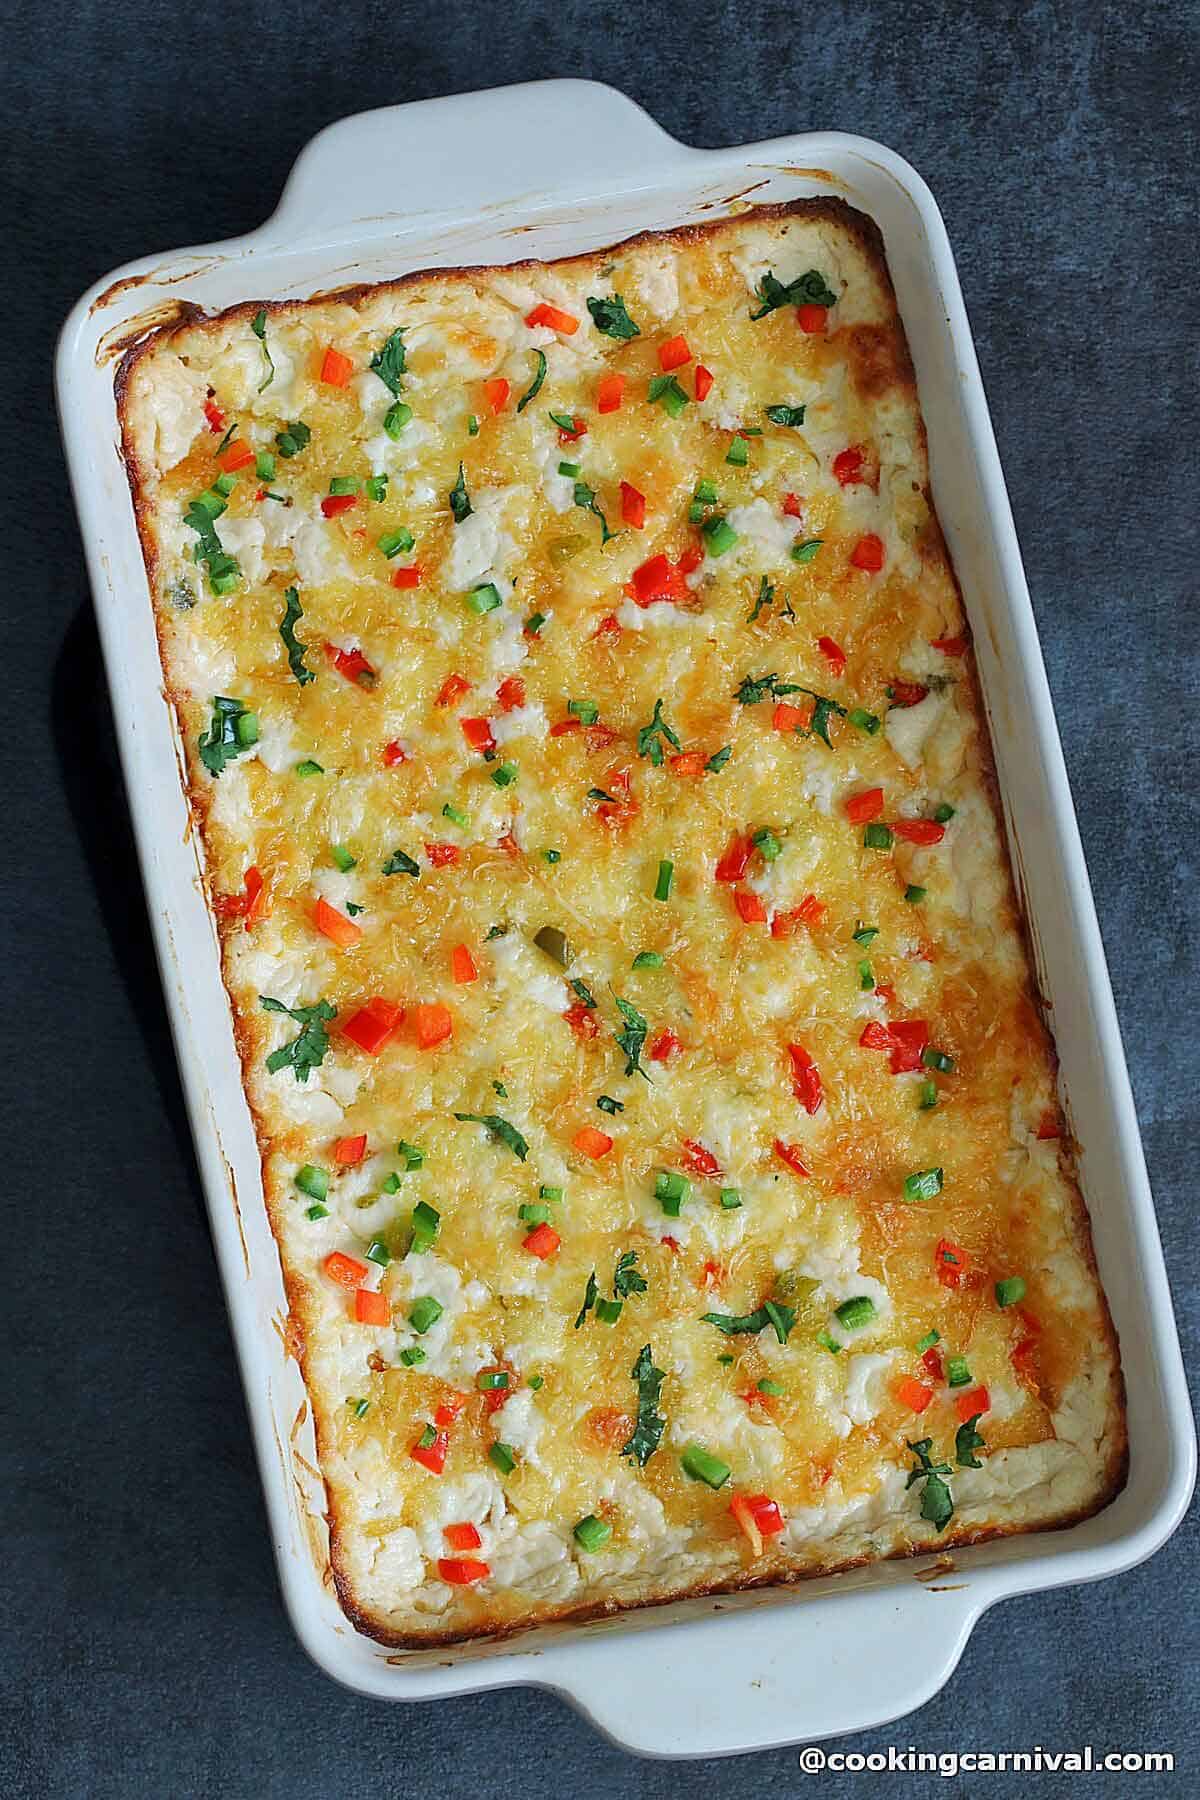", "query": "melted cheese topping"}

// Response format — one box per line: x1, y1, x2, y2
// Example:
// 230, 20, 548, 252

120, 203, 1124, 1646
